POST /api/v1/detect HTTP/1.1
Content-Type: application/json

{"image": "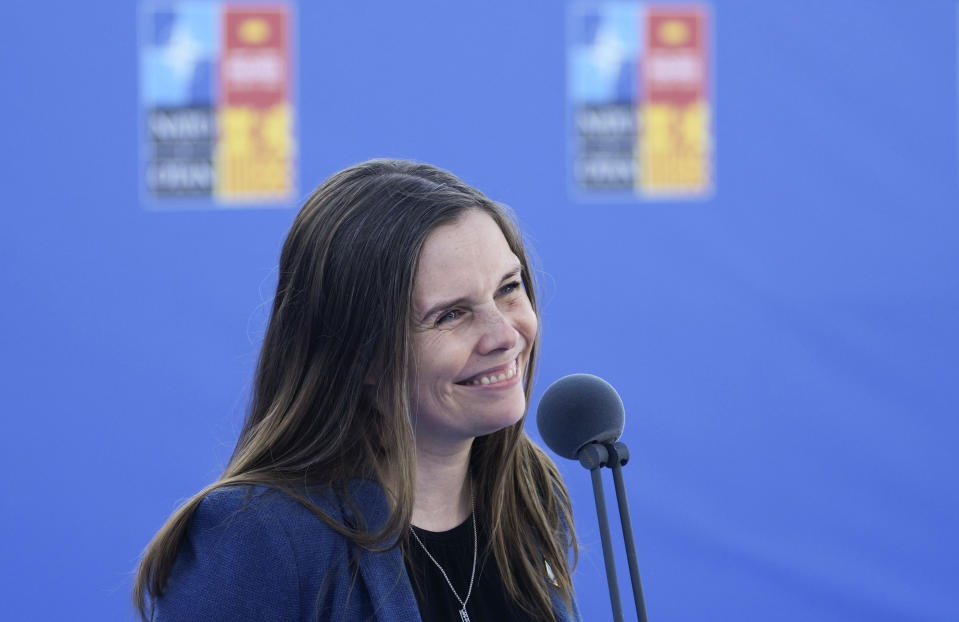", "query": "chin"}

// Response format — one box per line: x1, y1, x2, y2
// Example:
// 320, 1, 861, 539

475, 398, 527, 436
